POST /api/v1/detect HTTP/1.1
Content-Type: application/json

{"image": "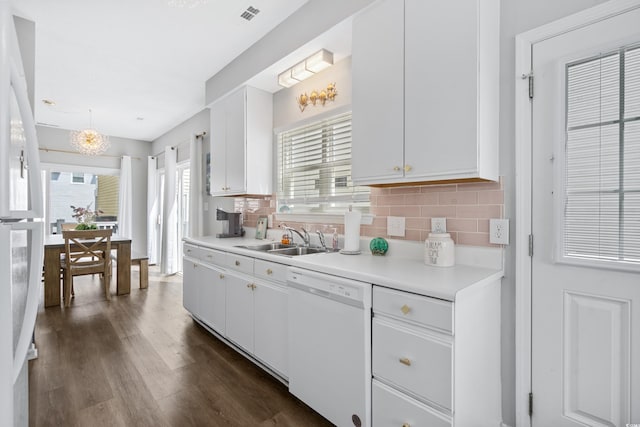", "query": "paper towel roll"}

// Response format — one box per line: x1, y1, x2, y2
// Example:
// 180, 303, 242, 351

343, 210, 362, 252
